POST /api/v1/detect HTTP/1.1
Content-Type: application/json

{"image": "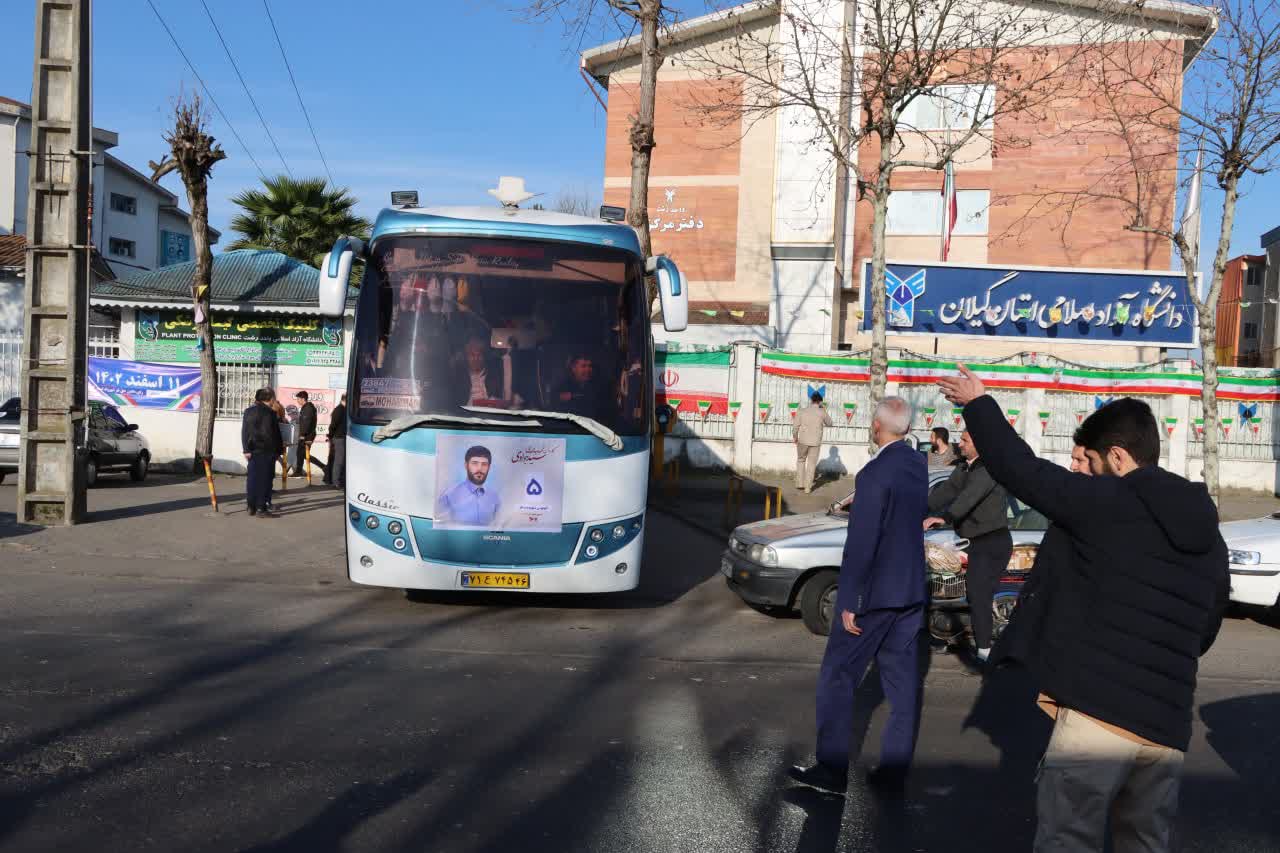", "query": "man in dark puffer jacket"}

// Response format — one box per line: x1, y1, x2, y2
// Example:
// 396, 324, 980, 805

940, 365, 1228, 853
